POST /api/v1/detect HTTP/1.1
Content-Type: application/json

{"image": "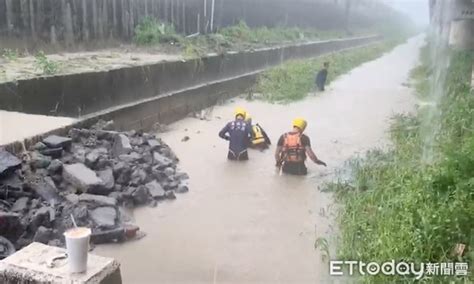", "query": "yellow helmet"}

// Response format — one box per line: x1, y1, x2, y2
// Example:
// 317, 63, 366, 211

245, 113, 252, 122
234, 107, 246, 118
292, 117, 307, 131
